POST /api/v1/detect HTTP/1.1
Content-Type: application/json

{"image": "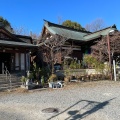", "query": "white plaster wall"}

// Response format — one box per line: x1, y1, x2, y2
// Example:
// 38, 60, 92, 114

15, 53, 19, 70
86, 69, 98, 75
21, 53, 25, 70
